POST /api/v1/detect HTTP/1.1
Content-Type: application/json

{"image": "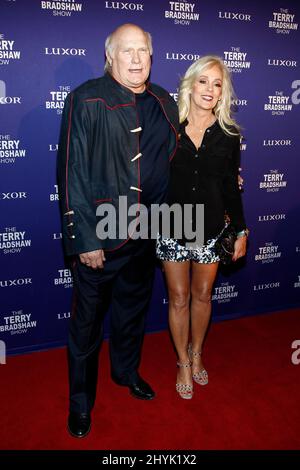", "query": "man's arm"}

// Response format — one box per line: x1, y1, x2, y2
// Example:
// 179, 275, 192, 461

57, 92, 104, 262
